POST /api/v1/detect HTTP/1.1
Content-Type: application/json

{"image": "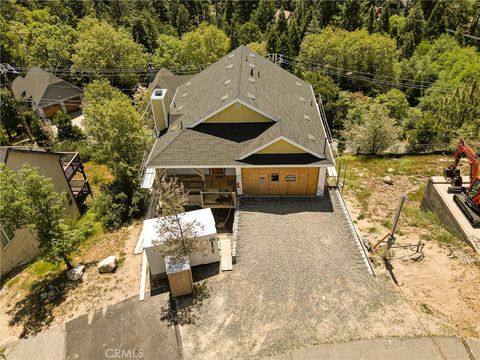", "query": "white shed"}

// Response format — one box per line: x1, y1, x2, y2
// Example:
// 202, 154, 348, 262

142, 208, 220, 276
